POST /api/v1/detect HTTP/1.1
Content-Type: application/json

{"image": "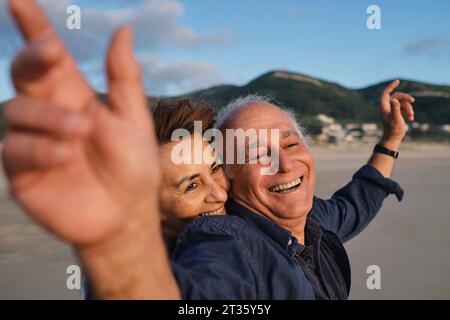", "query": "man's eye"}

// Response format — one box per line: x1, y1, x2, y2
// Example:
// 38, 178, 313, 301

185, 183, 199, 192
211, 164, 223, 173
286, 143, 299, 148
